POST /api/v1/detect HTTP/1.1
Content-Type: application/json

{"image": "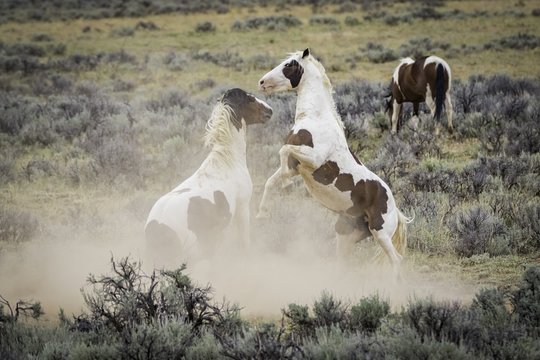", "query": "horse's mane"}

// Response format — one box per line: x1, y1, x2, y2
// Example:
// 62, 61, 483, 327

302, 53, 345, 131
204, 102, 239, 167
